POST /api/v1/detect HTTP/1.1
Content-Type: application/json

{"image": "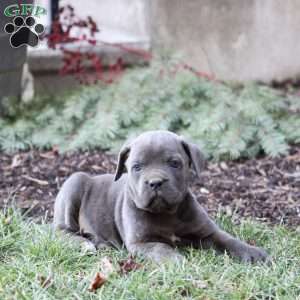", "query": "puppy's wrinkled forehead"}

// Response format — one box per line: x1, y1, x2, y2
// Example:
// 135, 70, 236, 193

128, 131, 184, 163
